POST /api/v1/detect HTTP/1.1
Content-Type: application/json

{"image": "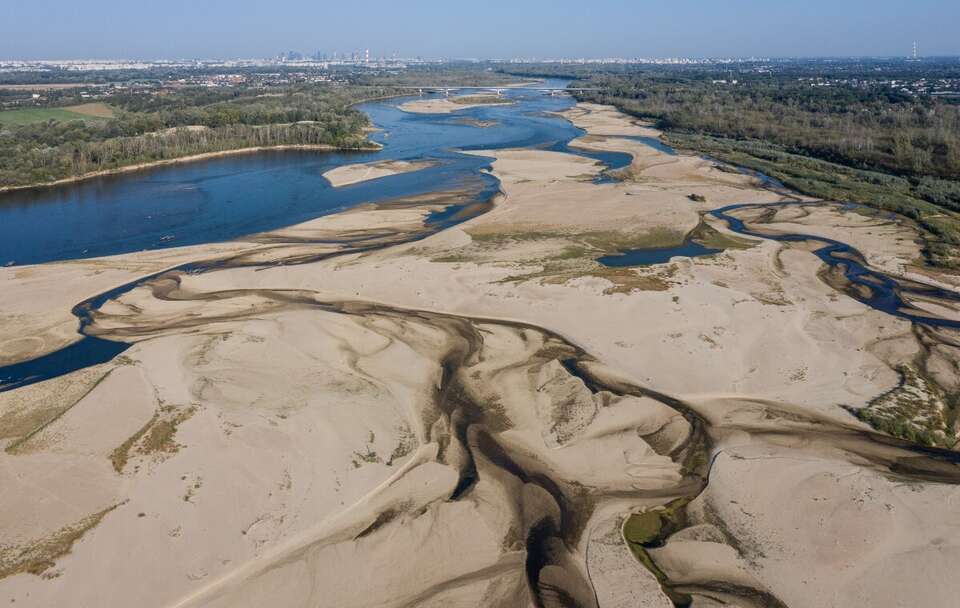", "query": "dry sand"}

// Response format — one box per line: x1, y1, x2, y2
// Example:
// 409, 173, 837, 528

3, 102, 960, 607
399, 94, 514, 114
323, 159, 435, 187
